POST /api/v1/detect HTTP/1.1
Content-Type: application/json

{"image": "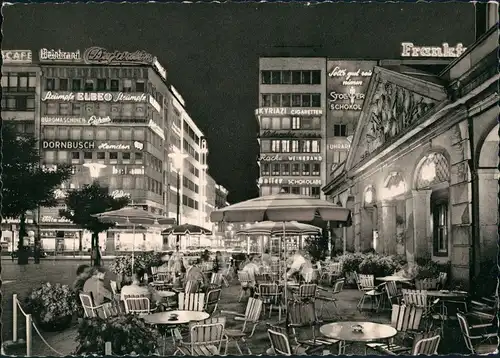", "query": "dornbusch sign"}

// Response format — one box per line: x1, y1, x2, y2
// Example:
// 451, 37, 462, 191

39, 48, 81, 62
401, 42, 466, 58
41, 91, 147, 102
260, 154, 323, 162
83, 47, 154, 65
2, 50, 32, 64
42, 141, 95, 150
255, 108, 323, 116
